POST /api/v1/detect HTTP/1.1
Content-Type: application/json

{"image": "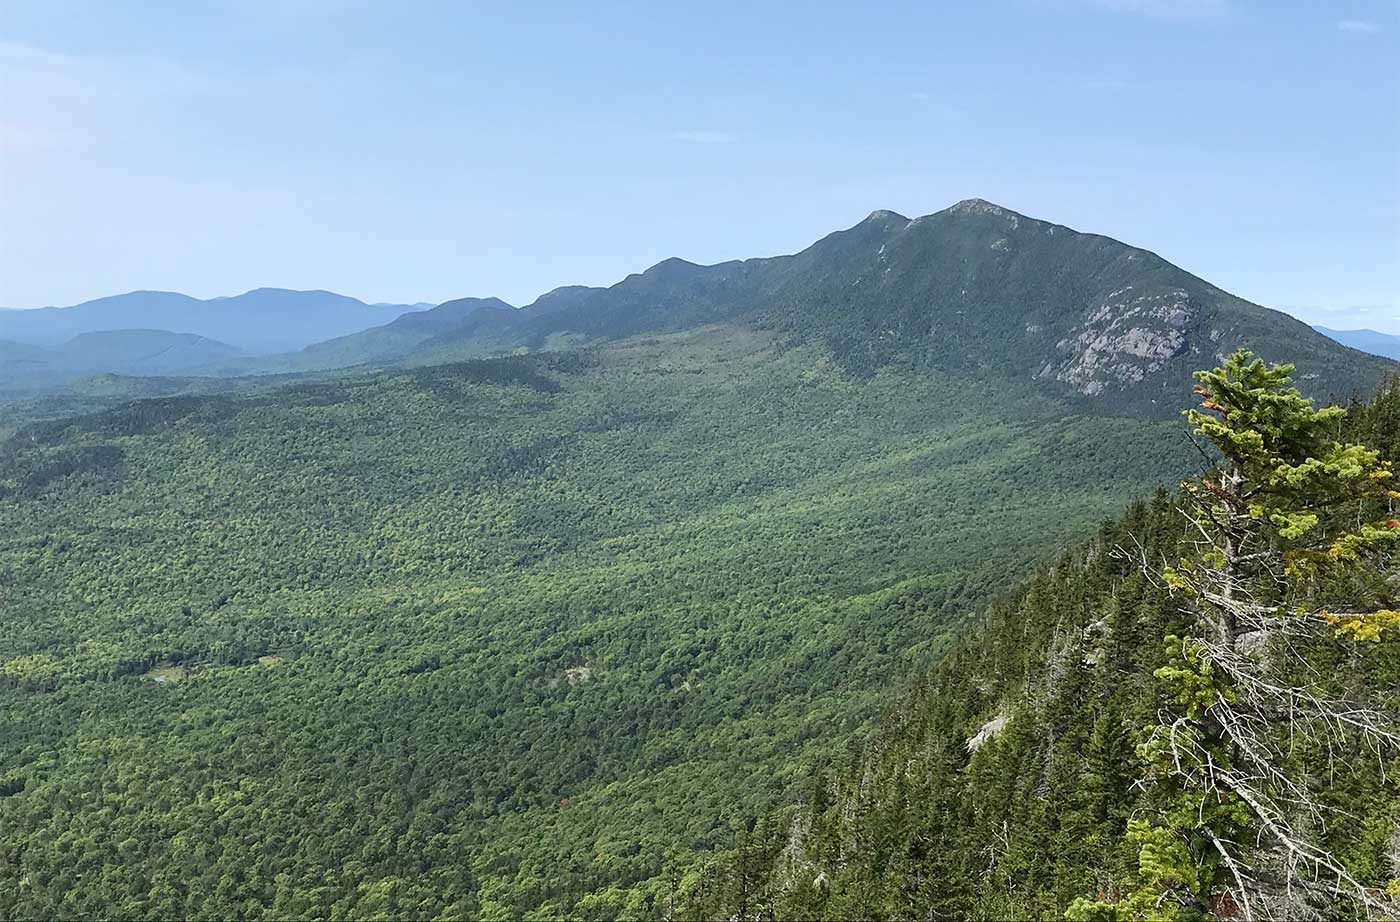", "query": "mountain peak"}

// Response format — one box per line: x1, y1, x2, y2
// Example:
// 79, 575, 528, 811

642, 256, 703, 278
863, 209, 910, 225
943, 198, 1020, 218
435, 296, 513, 309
